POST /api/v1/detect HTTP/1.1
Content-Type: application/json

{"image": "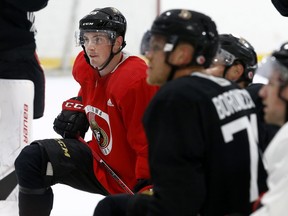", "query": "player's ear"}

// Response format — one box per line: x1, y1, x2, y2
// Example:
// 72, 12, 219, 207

113, 36, 123, 52
234, 63, 244, 79
171, 43, 194, 65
